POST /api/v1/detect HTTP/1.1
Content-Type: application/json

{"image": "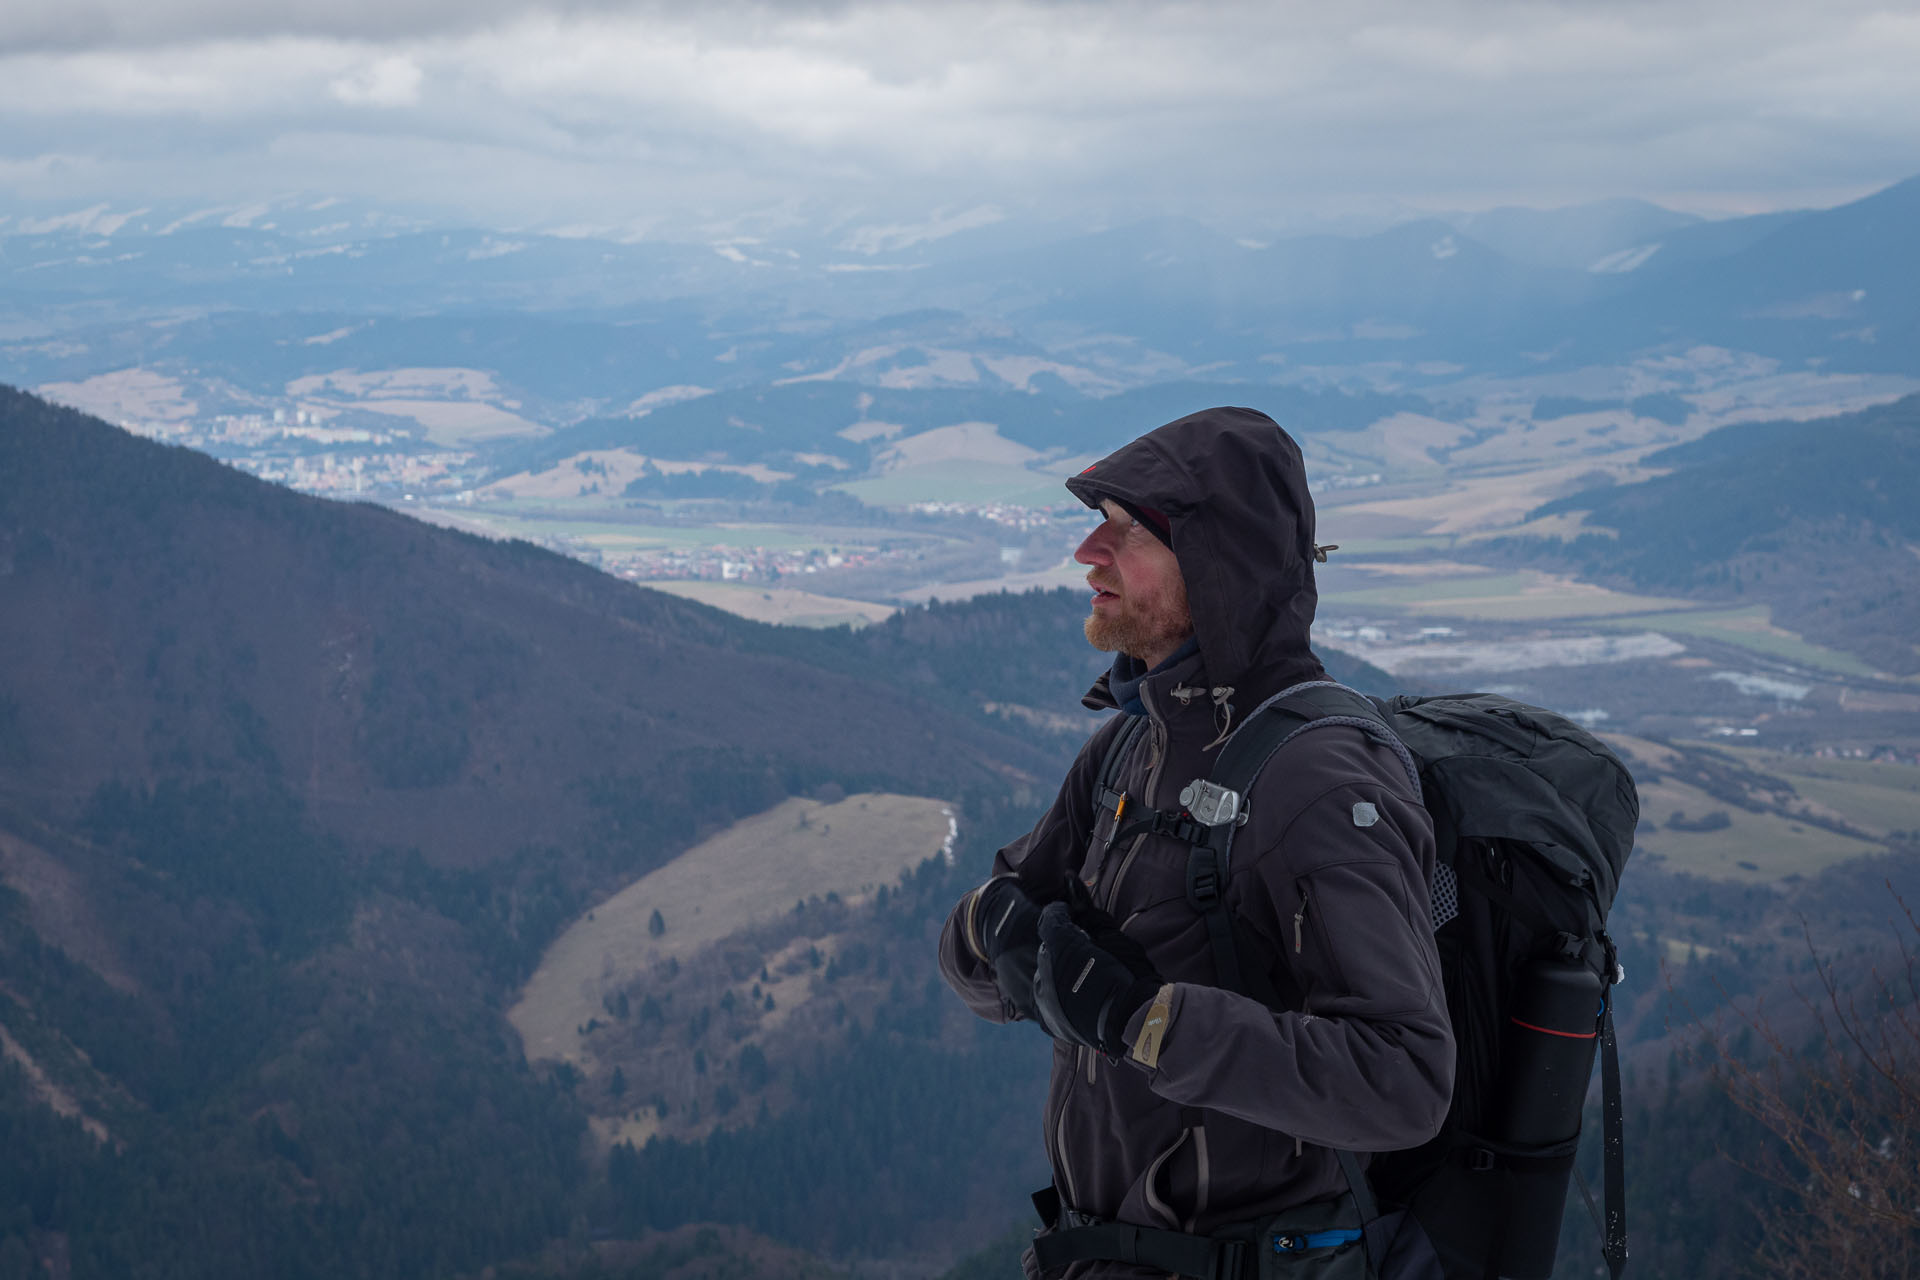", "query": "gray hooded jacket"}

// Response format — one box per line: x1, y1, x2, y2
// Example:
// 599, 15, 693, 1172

937, 407, 1454, 1276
